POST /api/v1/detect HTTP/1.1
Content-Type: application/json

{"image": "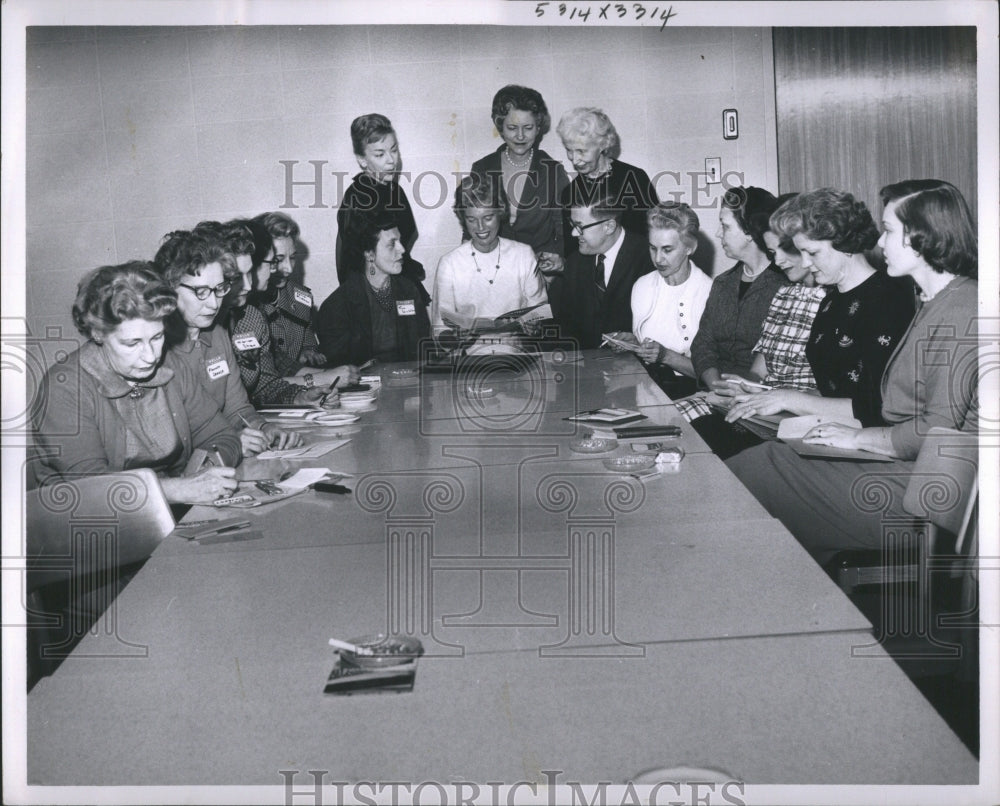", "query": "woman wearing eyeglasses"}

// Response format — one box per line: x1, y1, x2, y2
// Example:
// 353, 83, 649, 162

32, 262, 241, 504
199, 219, 352, 410
151, 228, 305, 457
